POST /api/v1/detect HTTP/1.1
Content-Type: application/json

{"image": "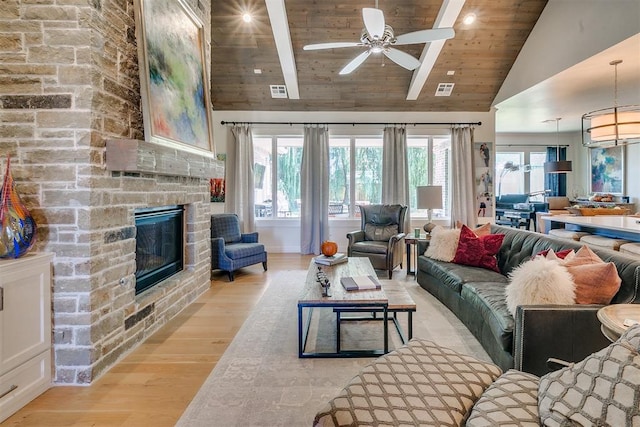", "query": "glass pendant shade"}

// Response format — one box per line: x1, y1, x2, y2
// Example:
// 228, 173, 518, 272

0, 156, 37, 258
